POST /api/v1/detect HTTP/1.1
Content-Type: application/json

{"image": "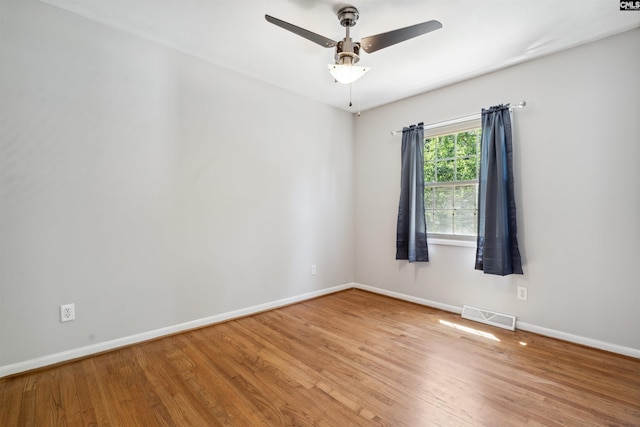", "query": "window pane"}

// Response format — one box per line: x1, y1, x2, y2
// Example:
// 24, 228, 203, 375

436, 135, 455, 158
424, 139, 436, 182
456, 130, 478, 157
454, 210, 477, 236
436, 160, 455, 182
454, 185, 477, 209
426, 211, 435, 232
424, 187, 434, 209
435, 187, 453, 209
424, 139, 436, 161
424, 161, 435, 183
433, 210, 453, 234
457, 157, 477, 181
